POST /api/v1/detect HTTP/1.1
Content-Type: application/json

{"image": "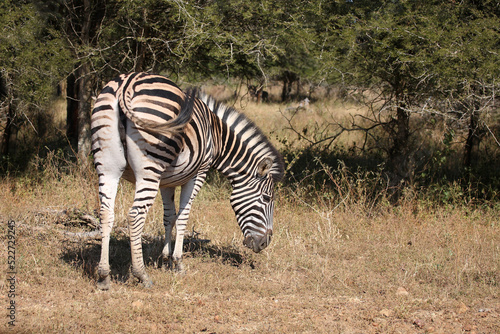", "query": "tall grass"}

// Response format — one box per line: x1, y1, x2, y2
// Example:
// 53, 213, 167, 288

0, 84, 499, 332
